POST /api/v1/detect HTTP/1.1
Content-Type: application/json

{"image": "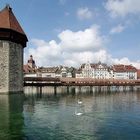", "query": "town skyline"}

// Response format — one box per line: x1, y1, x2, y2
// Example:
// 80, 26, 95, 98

1, 0, 140, 68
